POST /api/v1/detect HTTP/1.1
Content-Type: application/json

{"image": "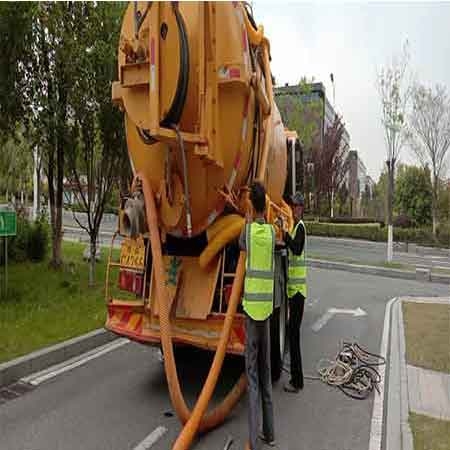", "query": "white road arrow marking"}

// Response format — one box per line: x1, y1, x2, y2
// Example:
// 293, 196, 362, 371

311, 307, 367, 332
